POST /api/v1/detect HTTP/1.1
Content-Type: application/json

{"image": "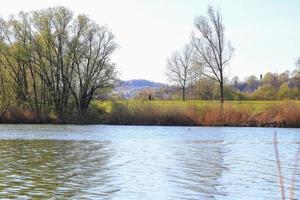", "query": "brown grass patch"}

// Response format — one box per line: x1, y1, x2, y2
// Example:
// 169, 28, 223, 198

255, 101, 300, 127
109, 101, 300, 127
202, 105, 252, 126
1, 107, 55, 124
1, 101, 299, 126
109, 102, 202, 125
